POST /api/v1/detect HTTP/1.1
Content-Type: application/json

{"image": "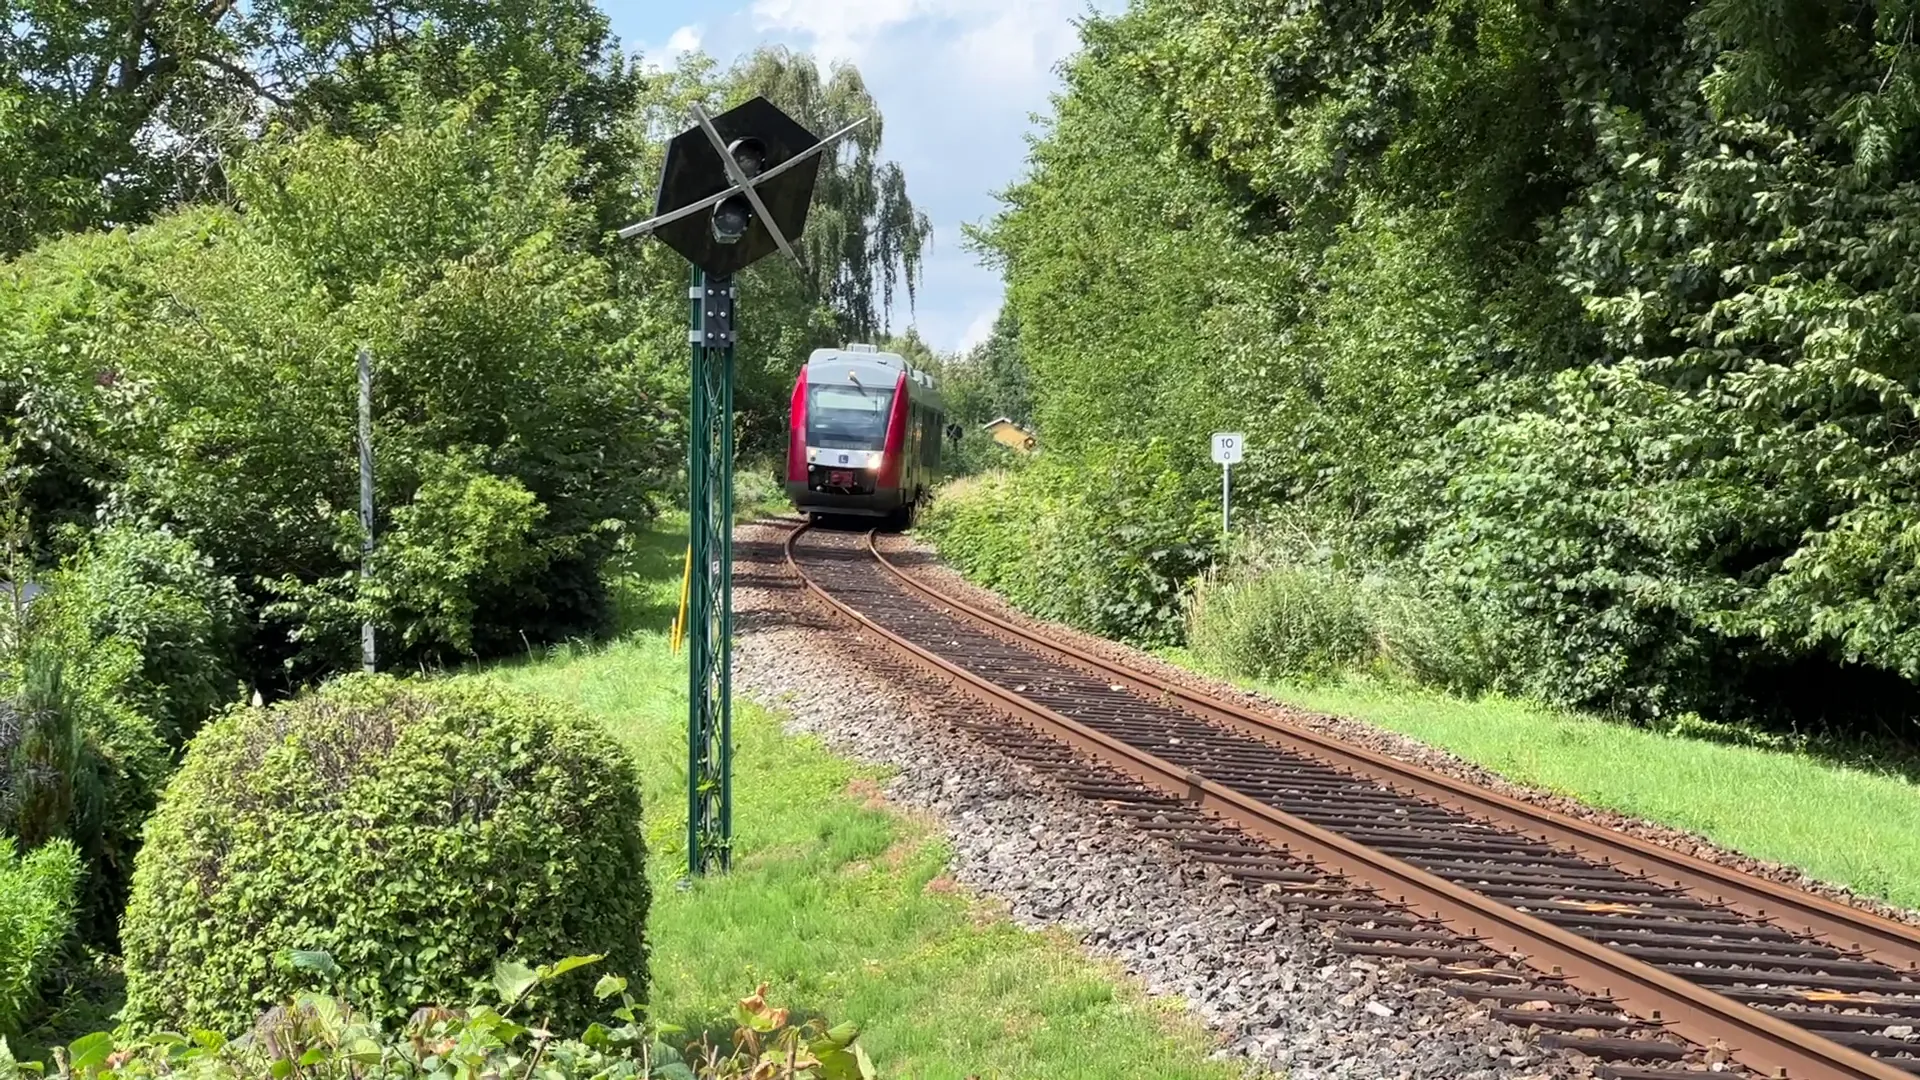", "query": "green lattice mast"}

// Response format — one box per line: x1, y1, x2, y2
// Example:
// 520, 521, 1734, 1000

619, 99, 866, 875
